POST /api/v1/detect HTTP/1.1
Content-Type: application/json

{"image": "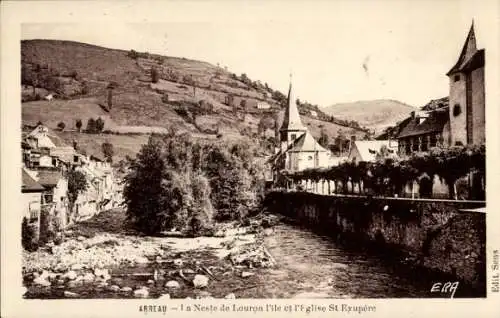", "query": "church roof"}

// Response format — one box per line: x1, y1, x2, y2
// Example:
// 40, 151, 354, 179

288, 130, 329, 152
279, 80, 307, 132
447, 23, 484, 75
